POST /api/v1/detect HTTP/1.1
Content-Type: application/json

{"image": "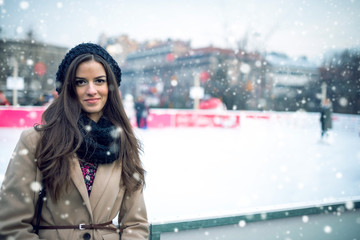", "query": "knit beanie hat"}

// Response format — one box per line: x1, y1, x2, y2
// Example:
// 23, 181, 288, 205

56, 43, 121, 93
